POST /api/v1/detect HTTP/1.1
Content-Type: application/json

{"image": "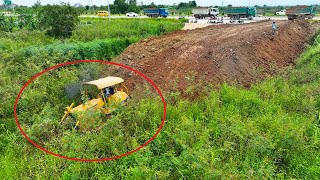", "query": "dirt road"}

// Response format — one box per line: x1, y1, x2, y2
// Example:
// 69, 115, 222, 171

110, 20, 317, 94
